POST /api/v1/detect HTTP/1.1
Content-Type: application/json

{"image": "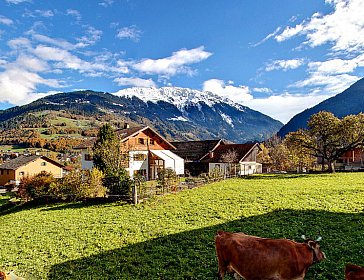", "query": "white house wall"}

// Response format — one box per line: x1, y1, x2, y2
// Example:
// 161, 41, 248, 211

209, 162, 262, 176
150, 150, 185, 175
239, 162, 262, 175
81, 151, 94, 170
129, 150, 149, 179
